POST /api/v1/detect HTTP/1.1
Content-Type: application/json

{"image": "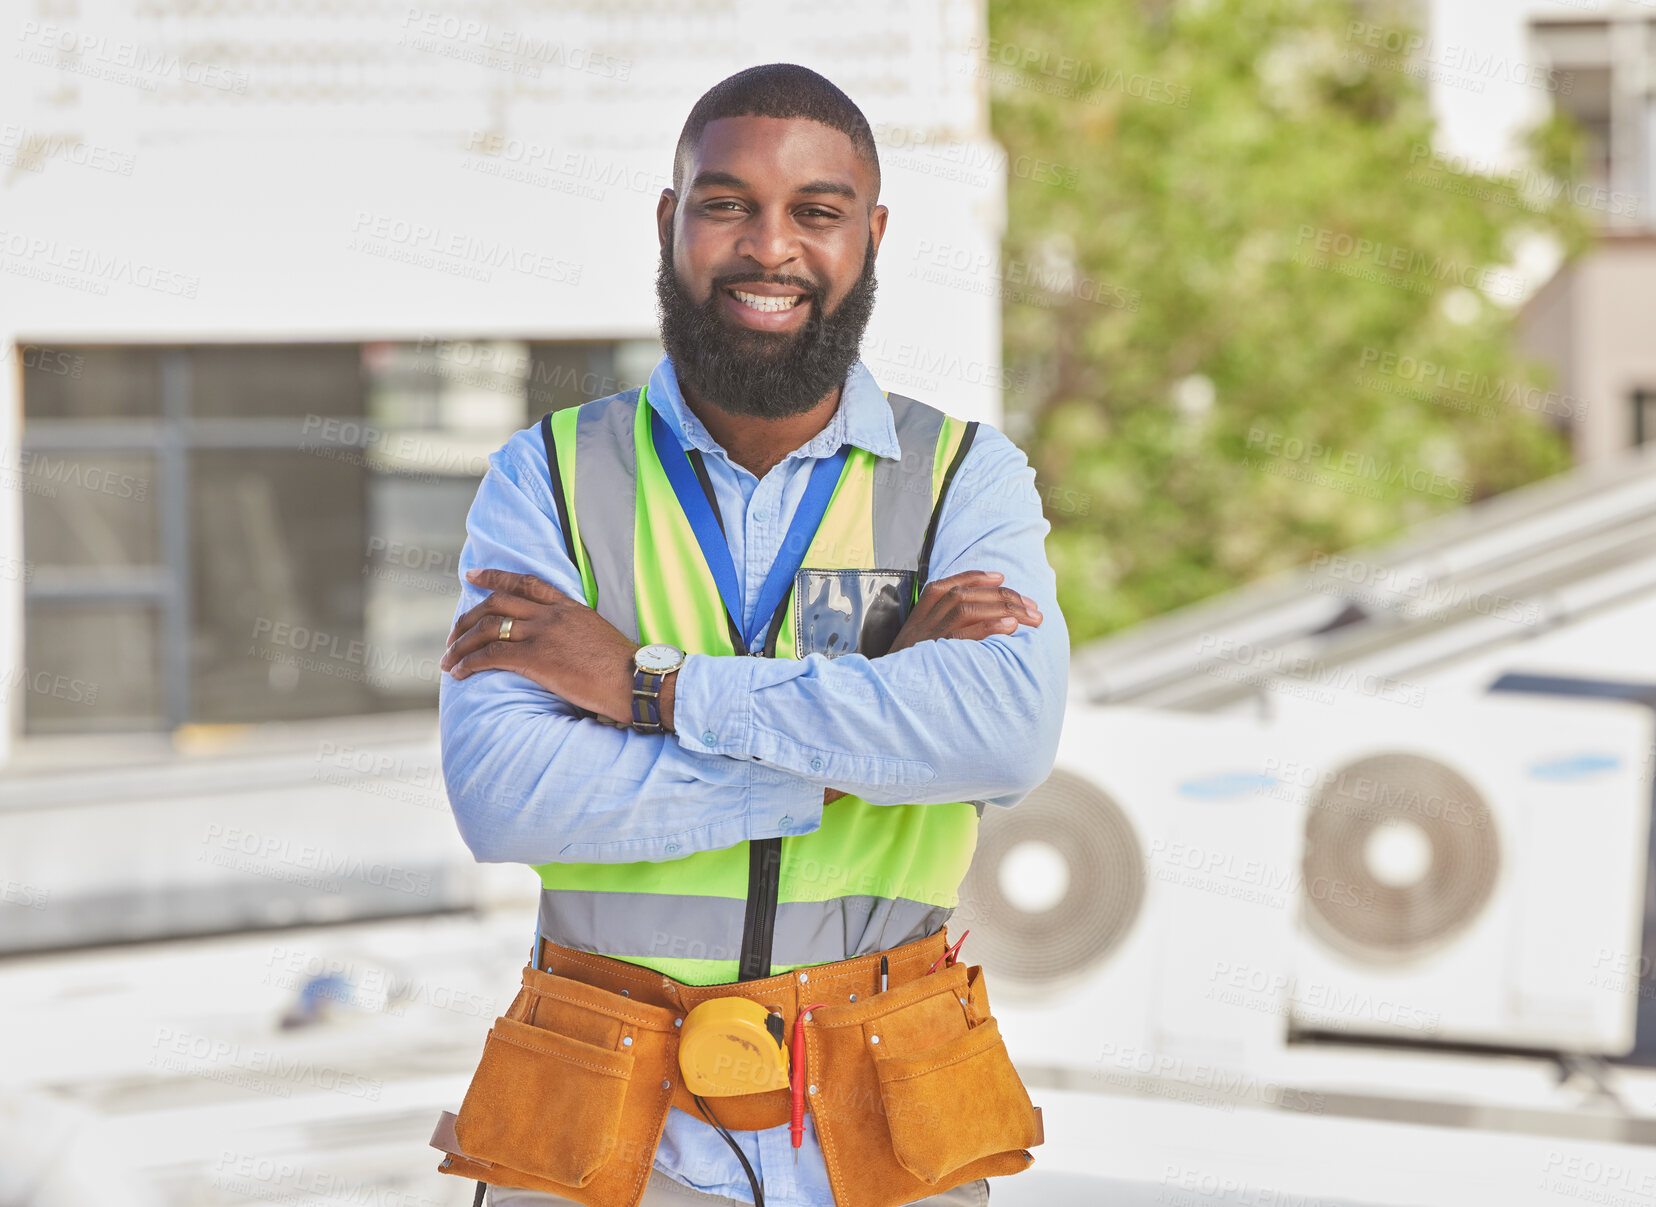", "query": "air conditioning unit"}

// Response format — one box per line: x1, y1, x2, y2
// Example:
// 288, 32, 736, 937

966, 706, 1303, 1088
1265, 686, 1654, 1054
